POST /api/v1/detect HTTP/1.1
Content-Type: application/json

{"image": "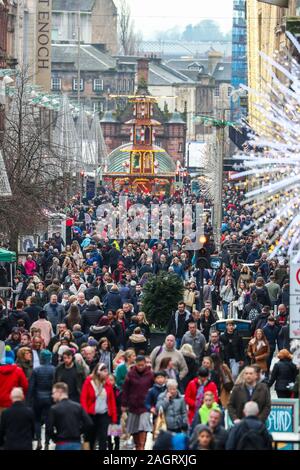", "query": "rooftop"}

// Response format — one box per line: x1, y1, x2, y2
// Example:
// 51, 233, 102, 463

52, 44, 116, 71
52, 0, 95, 12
